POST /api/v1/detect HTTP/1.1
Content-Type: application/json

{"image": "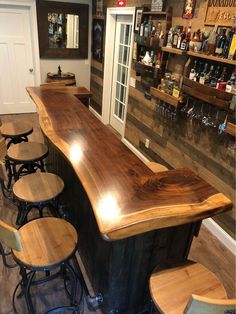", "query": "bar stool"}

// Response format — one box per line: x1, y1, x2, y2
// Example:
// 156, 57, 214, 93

0, 121, 33, 148
13, 172, 64, 225
0, 217, 82, 314
6, 141, 49, 184
149, 260, 236, 314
